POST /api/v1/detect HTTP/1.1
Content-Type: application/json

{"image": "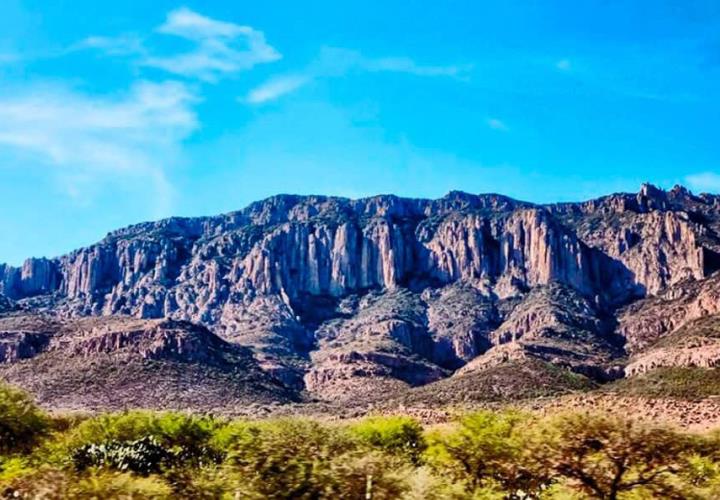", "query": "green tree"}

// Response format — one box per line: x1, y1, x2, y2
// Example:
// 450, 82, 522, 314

0, 384, 50, 454
424, 410, 548, 497
221, 418, 408, 499
541, 413, 694, 499
348, 415, 426, 464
